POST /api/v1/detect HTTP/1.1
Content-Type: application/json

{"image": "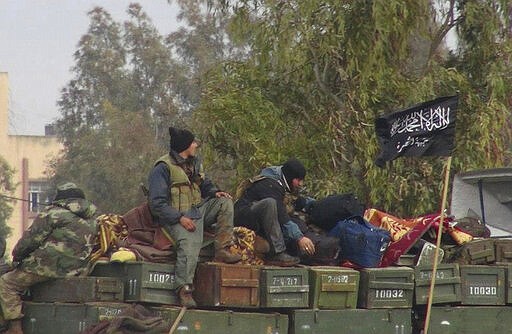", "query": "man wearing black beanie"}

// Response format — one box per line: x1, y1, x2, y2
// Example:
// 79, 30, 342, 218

234, 158, 315, 266
147, 126, 241, 308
